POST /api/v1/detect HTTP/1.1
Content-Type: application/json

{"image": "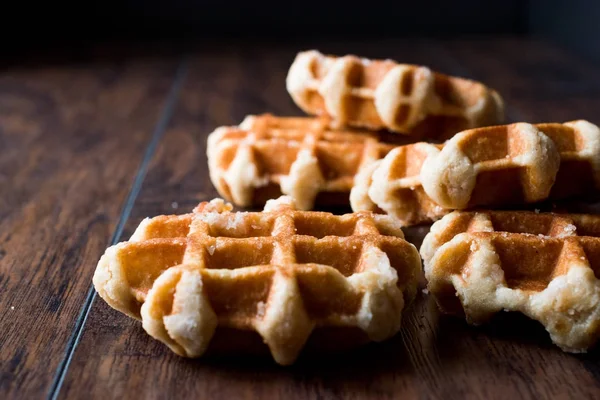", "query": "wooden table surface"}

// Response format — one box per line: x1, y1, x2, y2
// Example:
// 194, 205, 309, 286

2, 37, 600, 400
